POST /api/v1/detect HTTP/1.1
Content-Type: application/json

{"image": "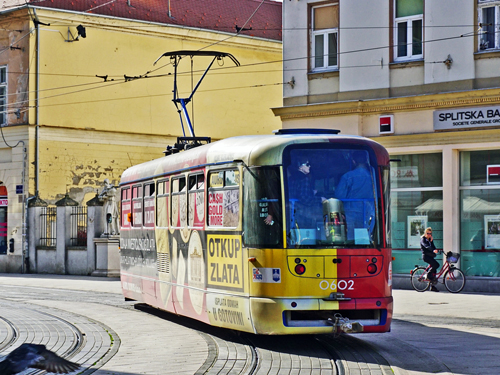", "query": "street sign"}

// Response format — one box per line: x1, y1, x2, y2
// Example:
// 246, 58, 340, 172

16, 185, 23, 194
